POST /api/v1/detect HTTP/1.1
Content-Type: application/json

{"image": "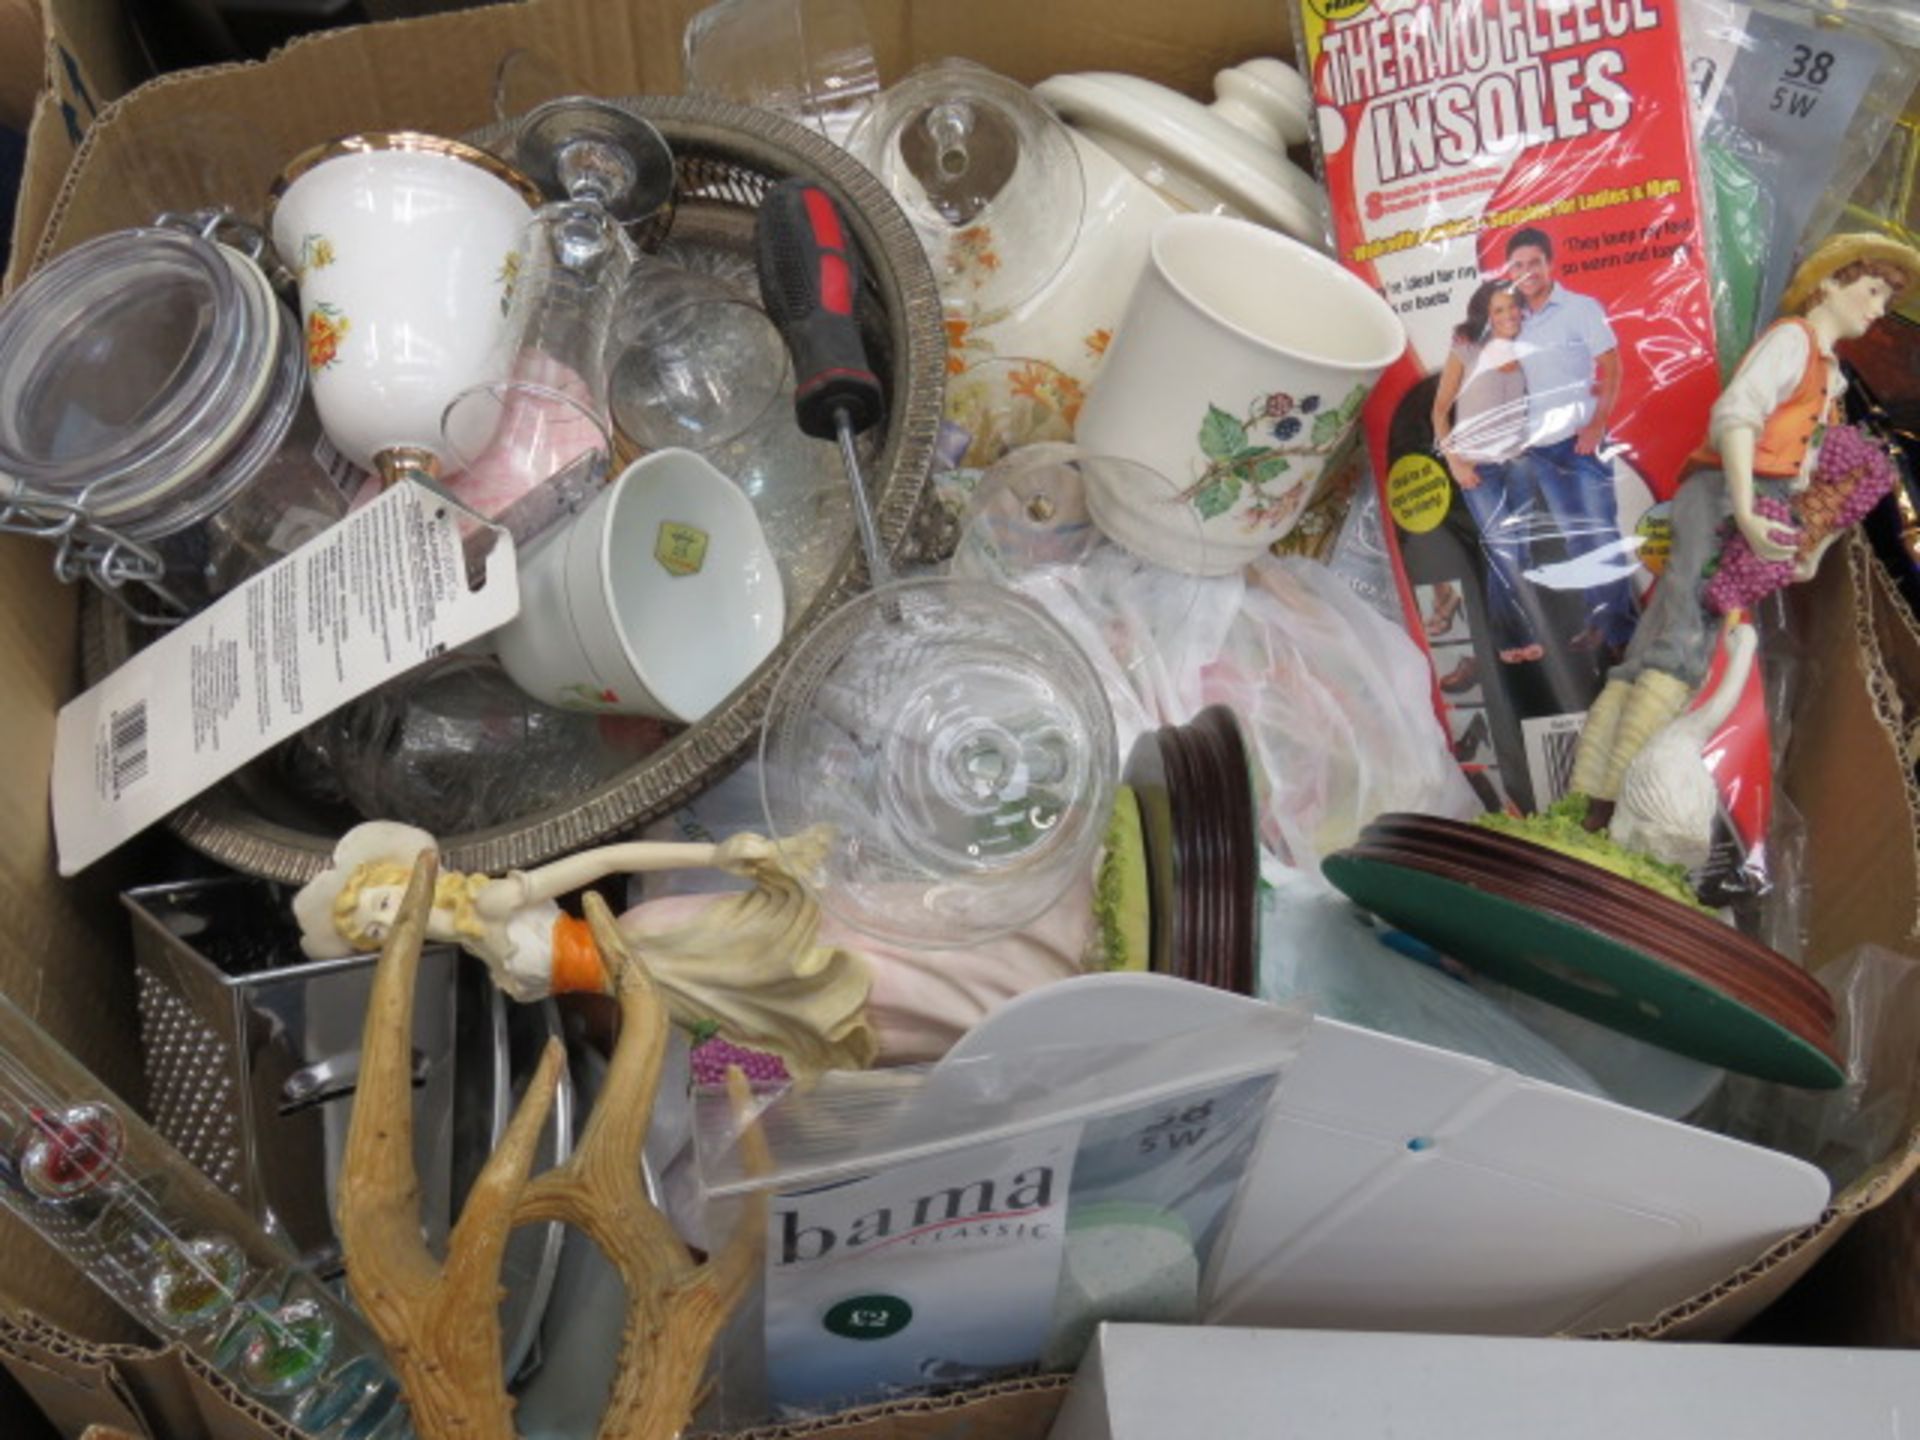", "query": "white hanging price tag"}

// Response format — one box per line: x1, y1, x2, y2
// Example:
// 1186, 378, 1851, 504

52, 480, 519, 875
